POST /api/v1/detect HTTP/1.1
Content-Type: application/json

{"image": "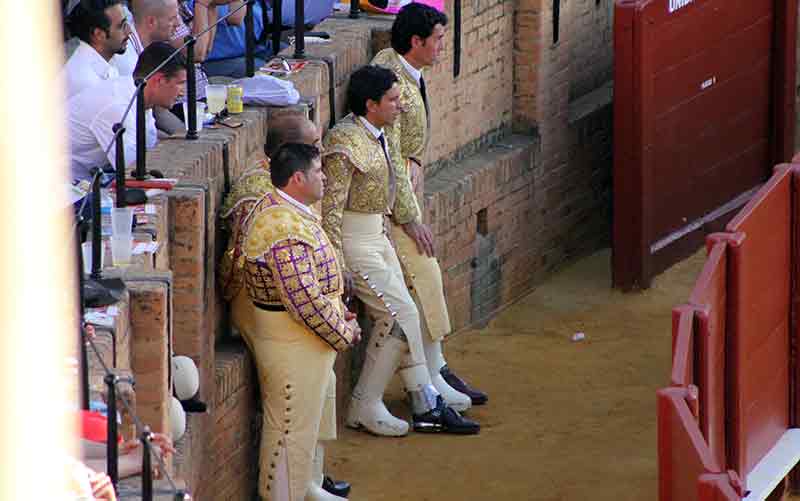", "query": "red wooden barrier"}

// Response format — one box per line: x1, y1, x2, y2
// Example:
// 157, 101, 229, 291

698, 474, 742, 501
721, 167, 792, 483
658, 387, 721, 501
688, 241, 728, 471
612, 0, 797, 289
